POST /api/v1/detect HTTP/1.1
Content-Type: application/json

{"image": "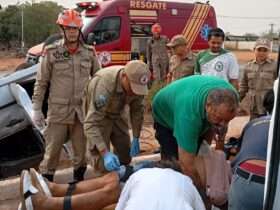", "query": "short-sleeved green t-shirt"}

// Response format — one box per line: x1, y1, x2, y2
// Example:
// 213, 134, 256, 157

152, 75, 237, 154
